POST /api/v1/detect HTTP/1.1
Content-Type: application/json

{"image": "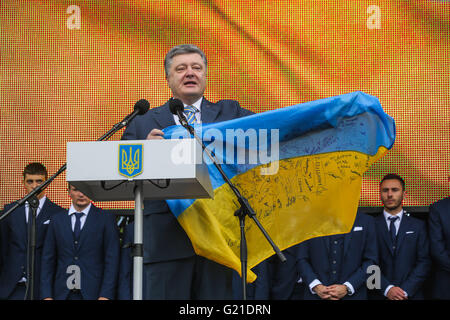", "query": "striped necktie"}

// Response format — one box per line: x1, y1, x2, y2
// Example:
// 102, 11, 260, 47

184, 105, 198, 125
